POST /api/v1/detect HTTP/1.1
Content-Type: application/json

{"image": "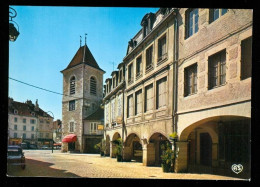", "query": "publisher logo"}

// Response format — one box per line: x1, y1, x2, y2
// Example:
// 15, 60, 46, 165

231, 164, 243, 174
